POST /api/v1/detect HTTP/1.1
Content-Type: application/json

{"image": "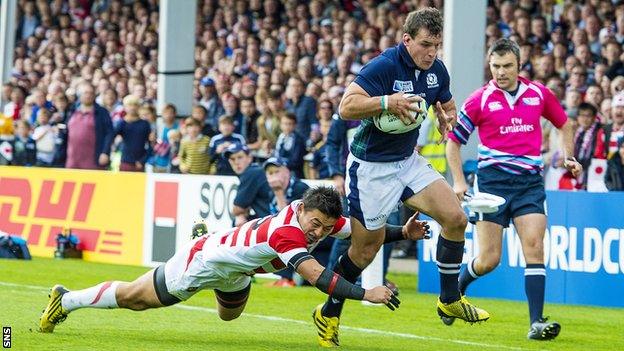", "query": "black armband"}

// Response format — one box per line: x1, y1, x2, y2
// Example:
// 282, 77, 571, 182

315, 268, 365, 300
384, 224, 404, 244
287, 252, 314, 270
